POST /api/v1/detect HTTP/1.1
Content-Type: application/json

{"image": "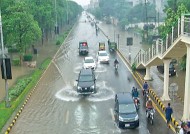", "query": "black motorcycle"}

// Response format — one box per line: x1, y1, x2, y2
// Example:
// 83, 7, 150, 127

146, 108, 155, 125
